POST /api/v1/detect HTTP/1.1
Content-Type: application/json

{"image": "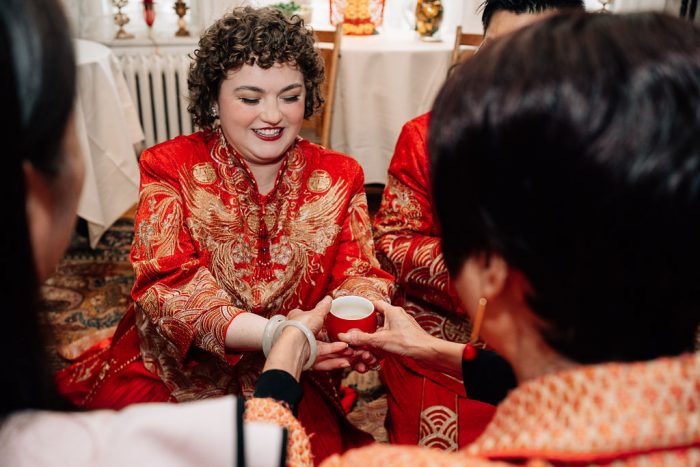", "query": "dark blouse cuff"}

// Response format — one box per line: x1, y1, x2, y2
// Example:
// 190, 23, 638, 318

254, 369, 304, 415
462, 348, 518, 406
